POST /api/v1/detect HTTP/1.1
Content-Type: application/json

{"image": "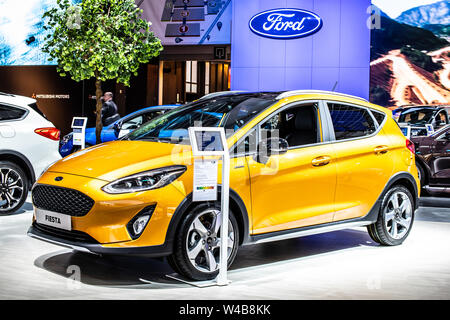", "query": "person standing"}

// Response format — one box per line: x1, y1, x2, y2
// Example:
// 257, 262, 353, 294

100, 92, 120, 126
